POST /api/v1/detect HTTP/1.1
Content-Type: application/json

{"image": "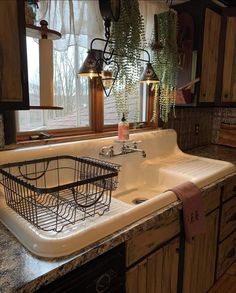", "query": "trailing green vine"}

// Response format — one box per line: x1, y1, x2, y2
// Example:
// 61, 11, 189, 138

110, 0, 145, 120
151, 10, 178, 123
